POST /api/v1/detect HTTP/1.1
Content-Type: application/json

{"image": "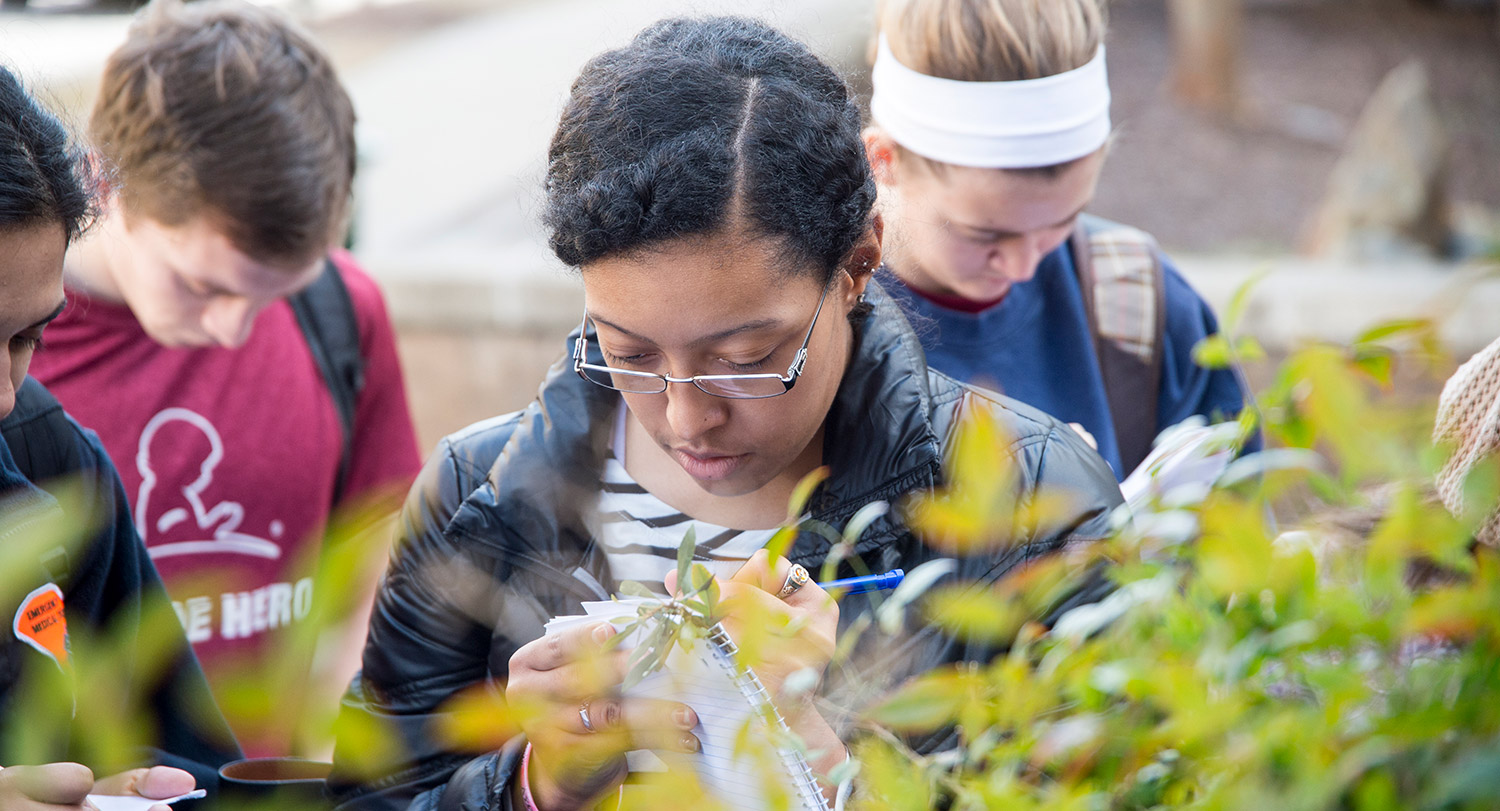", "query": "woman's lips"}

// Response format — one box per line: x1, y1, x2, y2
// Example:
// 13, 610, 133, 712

670, 448, 748, 481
